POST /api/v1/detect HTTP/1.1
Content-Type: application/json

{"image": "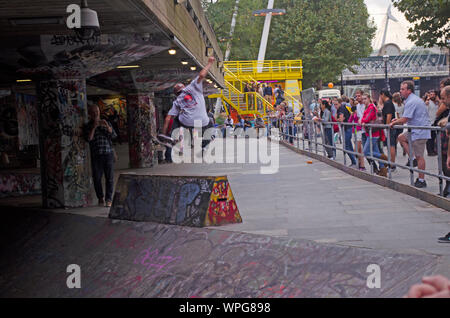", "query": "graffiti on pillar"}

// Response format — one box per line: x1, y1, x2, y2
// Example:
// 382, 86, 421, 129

37, 81, 63, 208
127, 94, 157, 168
204, 177, 242, 227
96, 97, 127, 141
58, 80, 91, 207
0, 173, 41, 198
16, 93, 39, 150
38, 79, 91, 208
